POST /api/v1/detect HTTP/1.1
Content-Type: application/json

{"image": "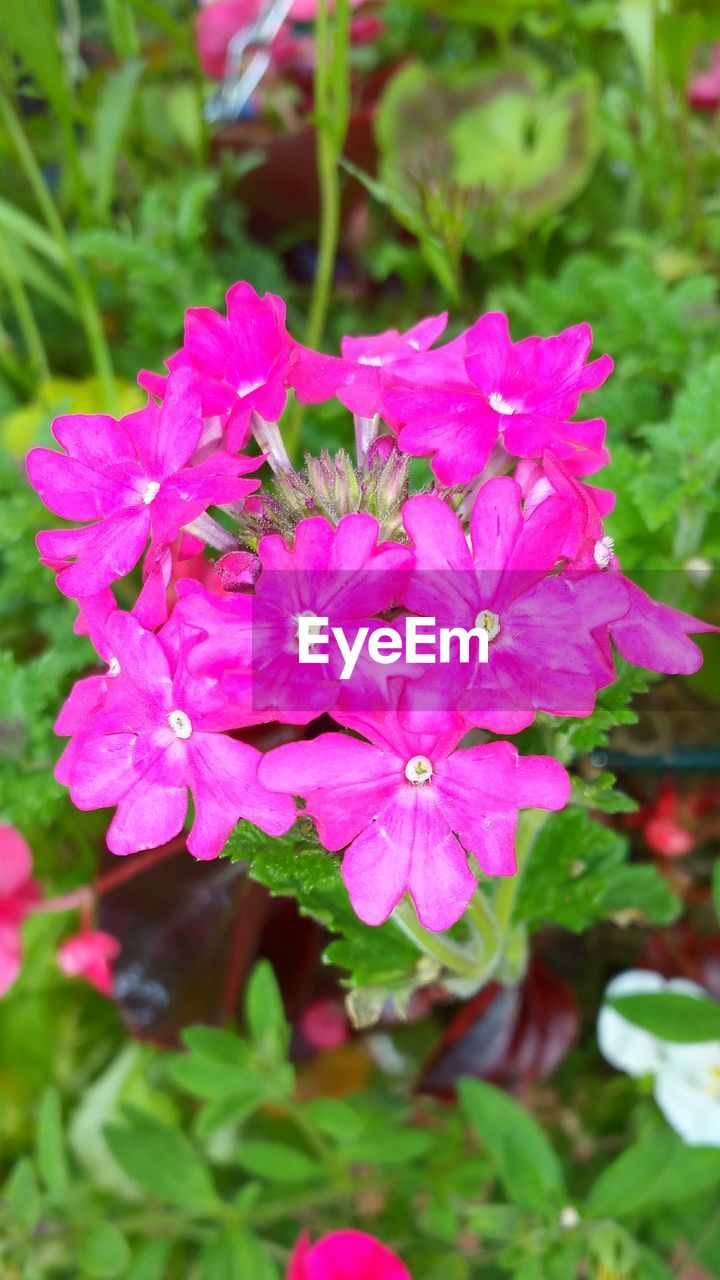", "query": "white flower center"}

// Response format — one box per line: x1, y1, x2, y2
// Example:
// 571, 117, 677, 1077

404, 755, 433, 785
593, 536, 615, 570
168, 709, 193, 739
141, 480, 161, 505
488, 391, 515, 416
358, 354, 384, 367
475, 609, 501, 641
558, 1206, 581, 1231
106, 657, 121, 678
